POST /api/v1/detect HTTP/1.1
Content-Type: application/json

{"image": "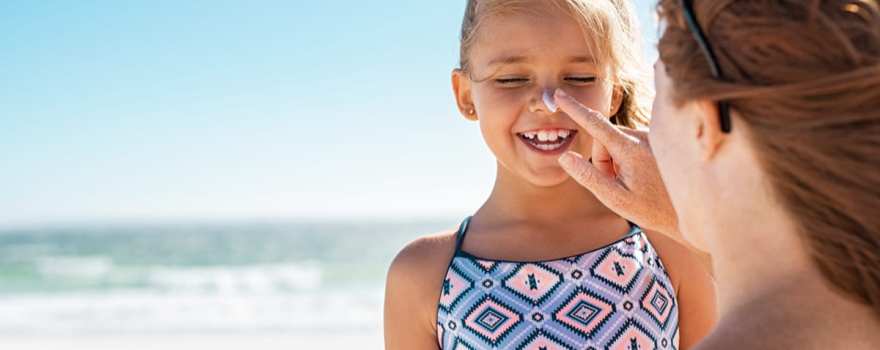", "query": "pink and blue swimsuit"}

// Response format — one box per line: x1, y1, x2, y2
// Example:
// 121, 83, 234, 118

437, 217, 680, 349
